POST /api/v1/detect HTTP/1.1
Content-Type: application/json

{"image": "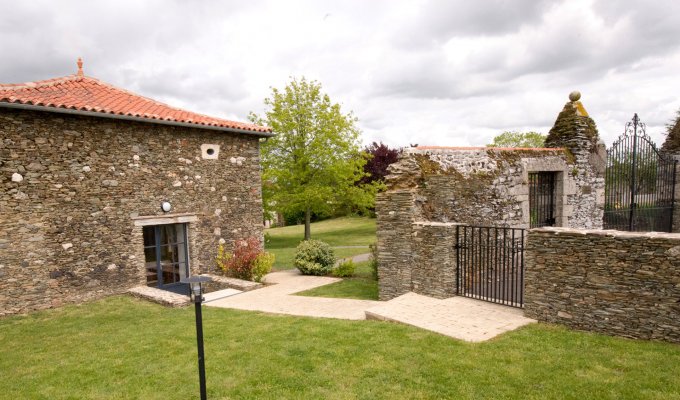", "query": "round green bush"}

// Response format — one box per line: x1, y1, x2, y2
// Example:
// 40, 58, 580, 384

294, 240, 336, 276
